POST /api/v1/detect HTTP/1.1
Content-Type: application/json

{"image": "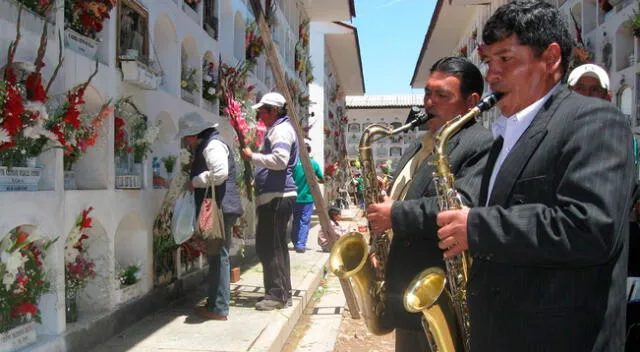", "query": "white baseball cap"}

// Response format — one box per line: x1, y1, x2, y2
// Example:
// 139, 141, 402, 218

252, 92, 286, 110
567, 64, 610, 90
